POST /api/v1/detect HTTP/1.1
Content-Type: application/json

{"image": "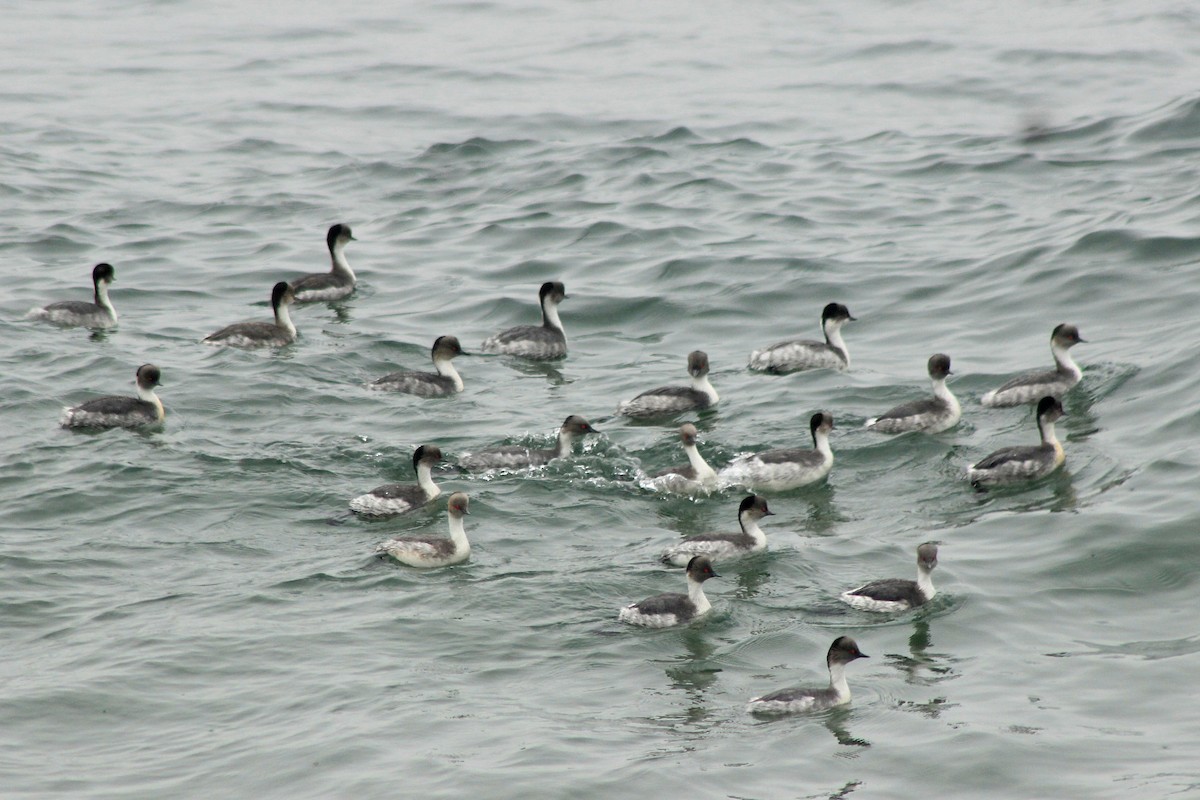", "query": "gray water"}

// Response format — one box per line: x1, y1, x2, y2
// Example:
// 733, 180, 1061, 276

3, 1, 1200, 797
